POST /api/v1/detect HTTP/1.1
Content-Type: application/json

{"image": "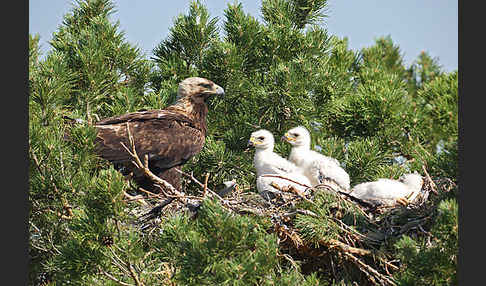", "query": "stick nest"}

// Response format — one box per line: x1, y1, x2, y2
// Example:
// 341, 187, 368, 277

120, 124, 457, 286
